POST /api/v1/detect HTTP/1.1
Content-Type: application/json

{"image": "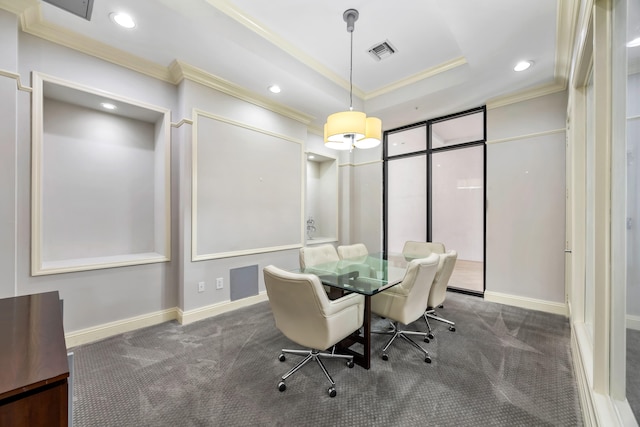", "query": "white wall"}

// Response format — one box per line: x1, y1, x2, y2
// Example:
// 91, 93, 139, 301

8, 31, 179, 333
628, 71, 640, 319
486, 91, 567, 303
176, 79, 307, 314
0, 10, 18, 299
